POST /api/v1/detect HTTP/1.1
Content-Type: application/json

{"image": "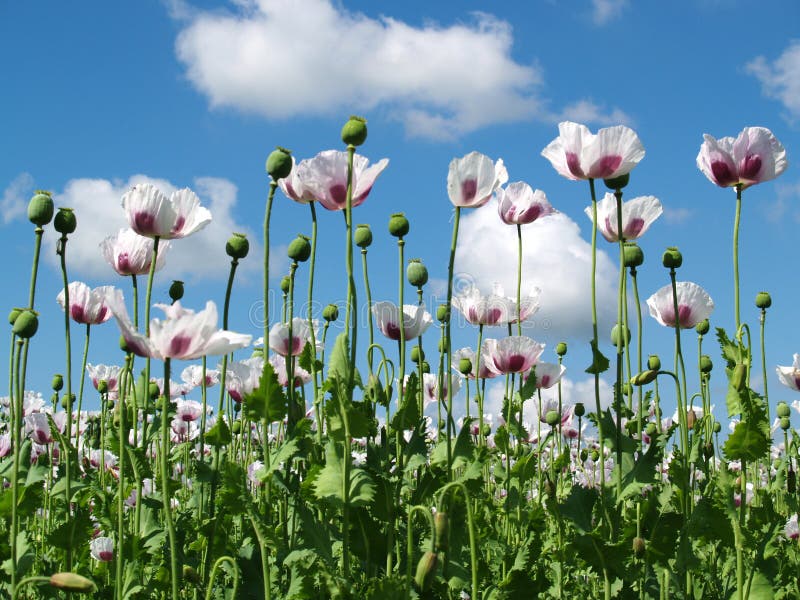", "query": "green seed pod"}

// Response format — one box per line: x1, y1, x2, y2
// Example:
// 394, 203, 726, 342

341, 115, 368, 147
28, 190, 54, 226
555, 342, 567, 356
61, 393, 75, 411
8, 307, 23, 326
590, 450, 600, 462
232, 420, 242, 434
149, 382, 161, 400
632, 537, 646, 557
662, 246, 682, 269
604, 173, 630, 190
280, 276, 291, 294
354, 224, 372, 248
410, 346, 424, 363
647, 354, 661, 371
388, 212, 410, 238
777, 402, 791, 418
695, 318, 710, 336
755, 291, 772, 309
169, 280, 184, 302
436, 304, 449, 323
421, 360, 430, 374
12, 310, 38, 338
287, 234, 311, 262
699, 355, 713, 374
545, 410, 560, 426
713, 421, 721, 434
434, 512, 449, 552
622, 242, 644, 268
414, 551, 438, 591
580, 448, 588, 461
731, 363, 747, 391
458, 358, 472, 376
610, 324, 630, 346
780, 416, 791, 431
49, 572, 97, 593
52, 373, 64, 392
322, 304, 339, 322
407, 259, 428, 287
266, 146, 293, 181
644, 422, 657, 437
226, 232, 250, 260
54, 207, 77, 235
574, 403, 585, 417
97, 379, 109, 394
